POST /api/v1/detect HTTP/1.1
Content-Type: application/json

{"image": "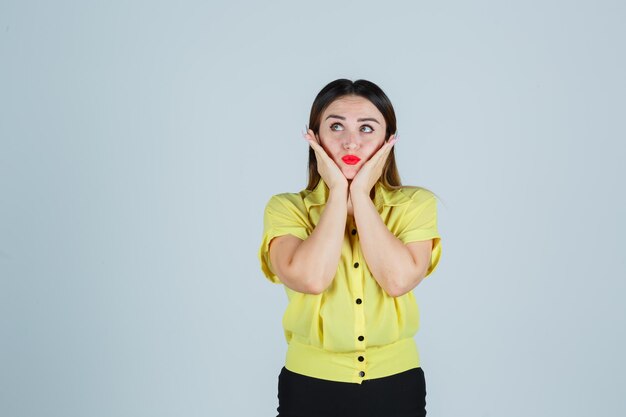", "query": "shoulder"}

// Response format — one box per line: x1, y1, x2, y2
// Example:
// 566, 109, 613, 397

396, 185, 437, 205
264, 191, 307, 213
